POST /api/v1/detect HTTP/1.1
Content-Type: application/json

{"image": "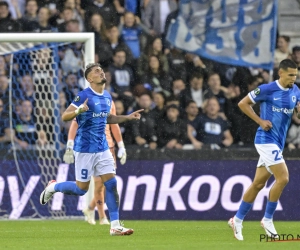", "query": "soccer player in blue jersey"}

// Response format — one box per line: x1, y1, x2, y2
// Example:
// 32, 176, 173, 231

40, 63, 143, 236
228, 59, 300, 241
